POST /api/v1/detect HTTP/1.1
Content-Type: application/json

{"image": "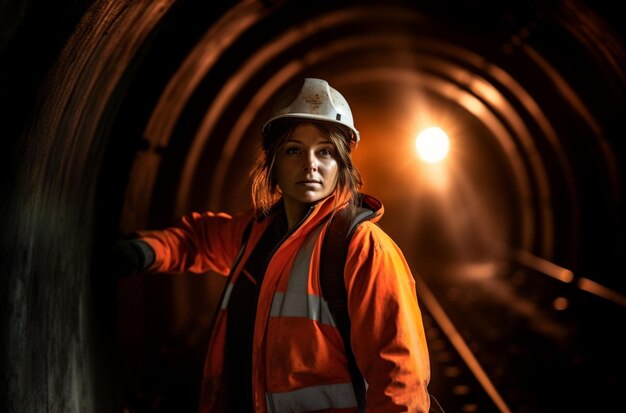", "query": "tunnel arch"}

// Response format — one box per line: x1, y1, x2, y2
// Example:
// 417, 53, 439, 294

3, 0, 626, 412
121, 0, 620, 273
